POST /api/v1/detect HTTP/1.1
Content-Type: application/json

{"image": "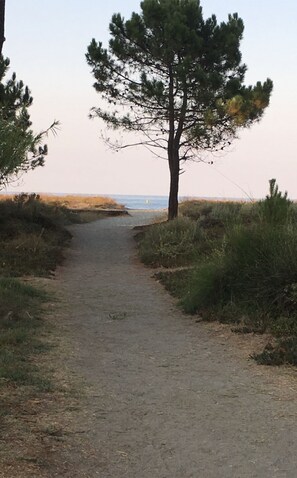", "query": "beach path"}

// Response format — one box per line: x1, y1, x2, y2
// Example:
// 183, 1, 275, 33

51, 211, 297, 477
